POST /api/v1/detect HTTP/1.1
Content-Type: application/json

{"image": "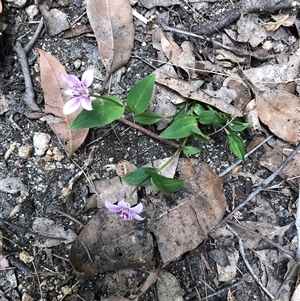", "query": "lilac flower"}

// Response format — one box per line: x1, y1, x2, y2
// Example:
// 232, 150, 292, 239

62, 69, 94, 115
105, 199, 144, 221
